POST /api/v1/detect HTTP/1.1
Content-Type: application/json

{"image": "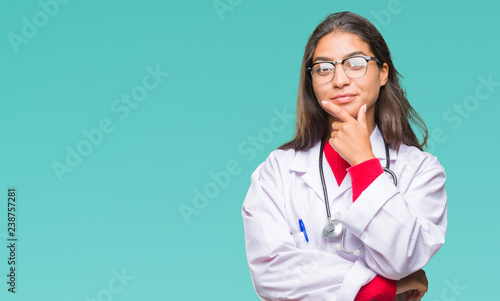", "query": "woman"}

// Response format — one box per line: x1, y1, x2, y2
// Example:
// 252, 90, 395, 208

242, 11, 447, 301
